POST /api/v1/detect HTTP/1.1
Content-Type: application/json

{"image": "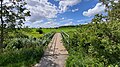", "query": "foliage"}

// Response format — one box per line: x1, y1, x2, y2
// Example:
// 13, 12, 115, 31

62, 22, 120, 67
13, 31, 29, 38
1, 0, 30, 28
0, 0, 30, 47
62, 1, 120, 67
41, 27, 77, 33
36, 28, 44, 34
99, 0, 120, 21
0, 46, 43, 67
0, 32, 55, 67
